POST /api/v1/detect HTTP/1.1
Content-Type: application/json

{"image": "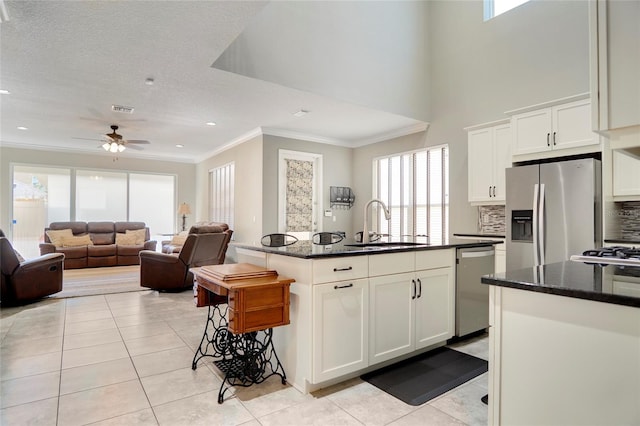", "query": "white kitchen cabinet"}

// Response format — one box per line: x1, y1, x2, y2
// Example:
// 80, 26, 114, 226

511, 98, 596, 156
488, 286, 640, 425
247, 248, 460, 393
590, 0, 640, 131
312, 278, 369, 383
613, 150, 640, 198
467, 120, 511, 204
414, 267, 454, 348
369, 272, 414, 364
369, 250, 454, 365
